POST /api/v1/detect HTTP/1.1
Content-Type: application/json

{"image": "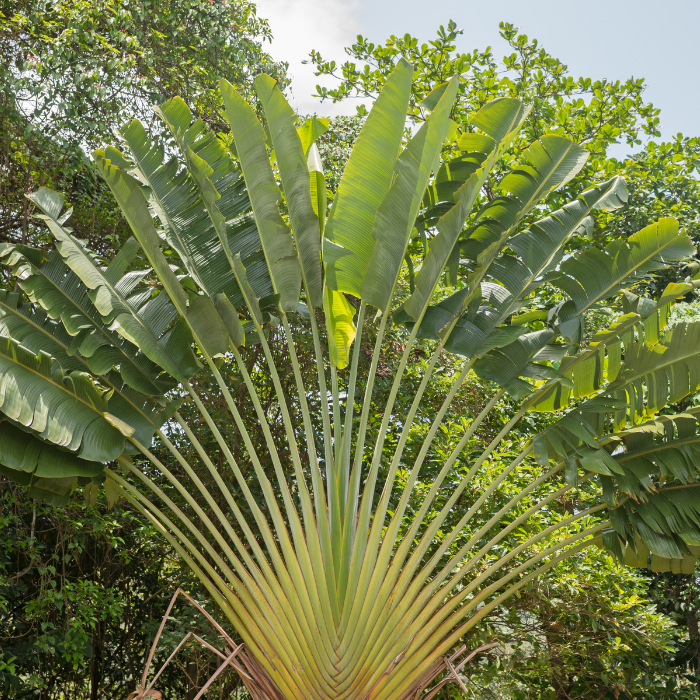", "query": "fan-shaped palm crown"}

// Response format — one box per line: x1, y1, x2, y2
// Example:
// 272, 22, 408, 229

2, 61, 700, 699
